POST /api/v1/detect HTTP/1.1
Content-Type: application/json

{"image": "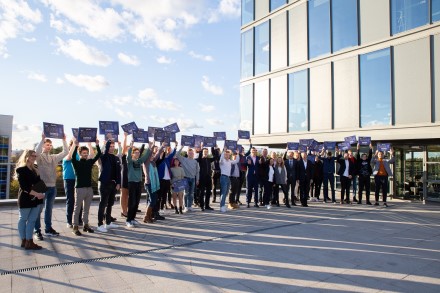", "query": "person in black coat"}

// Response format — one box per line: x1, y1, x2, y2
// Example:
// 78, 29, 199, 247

297, 152, 314, 207
311, 156, 323, 201
337, 150, 356, 204
283, 149, 299, 205
356, 143, 373, 205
